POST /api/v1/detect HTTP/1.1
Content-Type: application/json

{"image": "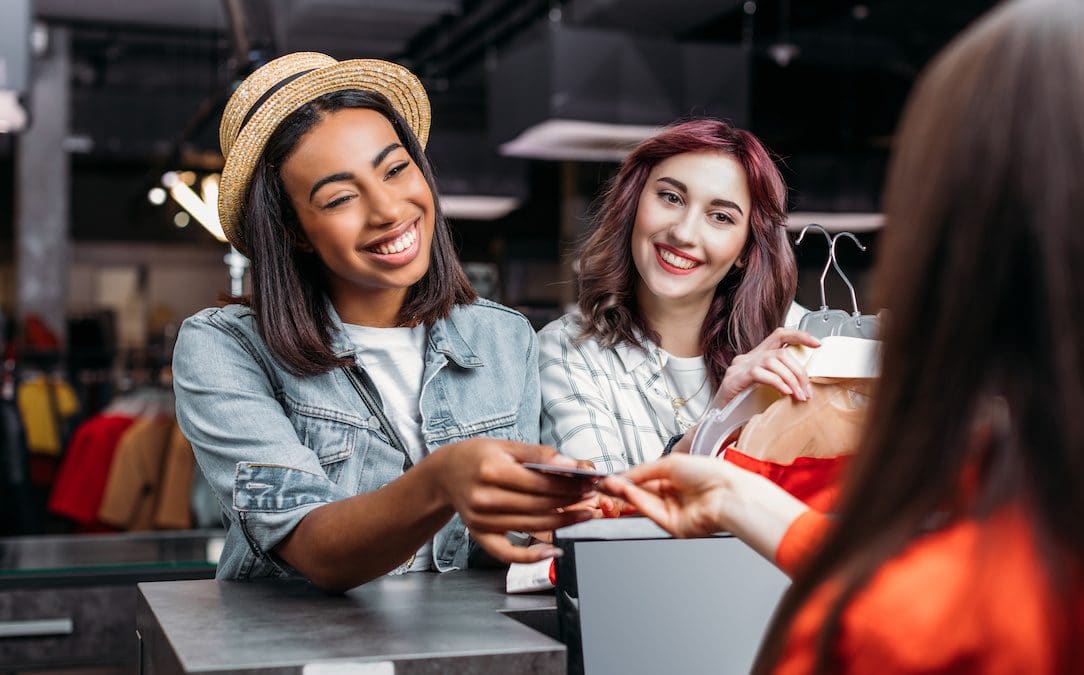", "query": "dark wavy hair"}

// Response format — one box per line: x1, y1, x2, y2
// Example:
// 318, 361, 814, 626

755, 0, 1084, 671
237, 89, 475, 376
576, 118, 796, 388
